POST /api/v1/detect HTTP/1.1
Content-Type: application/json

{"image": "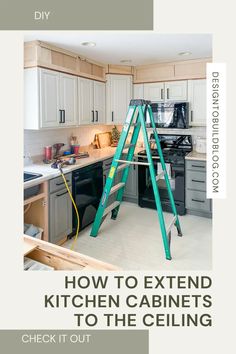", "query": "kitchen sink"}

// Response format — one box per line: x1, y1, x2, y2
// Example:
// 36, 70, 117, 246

24, 172, 43, 182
